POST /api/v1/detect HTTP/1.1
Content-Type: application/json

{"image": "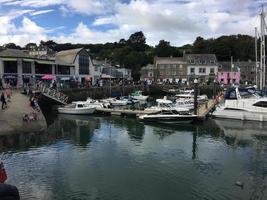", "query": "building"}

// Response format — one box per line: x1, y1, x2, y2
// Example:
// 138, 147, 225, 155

116, 67, 132, 80
217, 62, 241, 85
184, 54, 218, 83
0, 47, 94, 87
140, 64, 156, 82
0, 48, 56, 87
154, 56, 187, 83
140, 54, 218, 84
